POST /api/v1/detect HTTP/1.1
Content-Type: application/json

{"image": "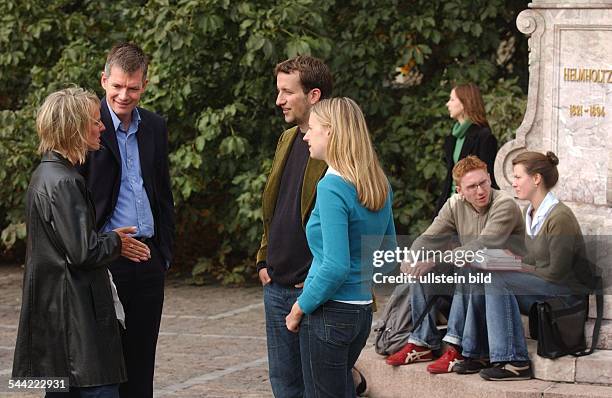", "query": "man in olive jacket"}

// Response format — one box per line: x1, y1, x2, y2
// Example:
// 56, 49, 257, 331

257, 56, 332, 397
